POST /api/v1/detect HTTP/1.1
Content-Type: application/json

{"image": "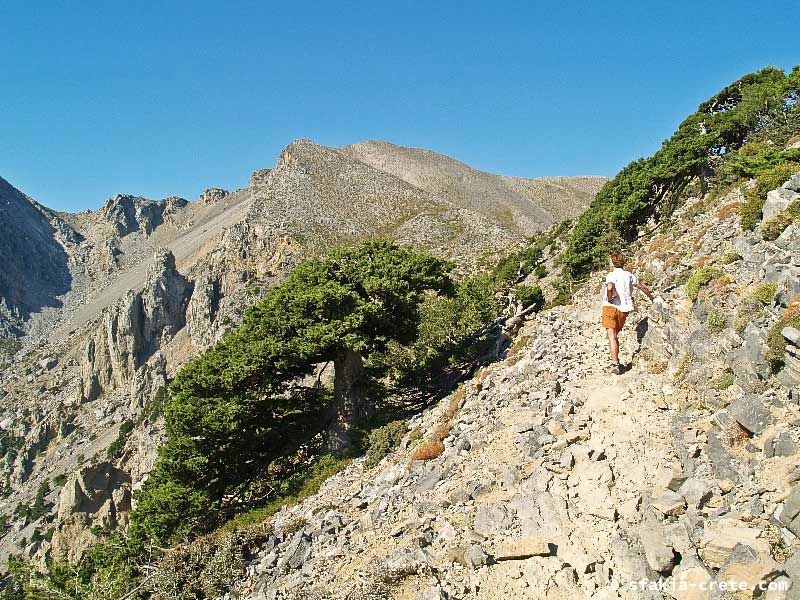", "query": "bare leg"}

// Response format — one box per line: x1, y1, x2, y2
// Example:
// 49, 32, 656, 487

606, 328, 619, 364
